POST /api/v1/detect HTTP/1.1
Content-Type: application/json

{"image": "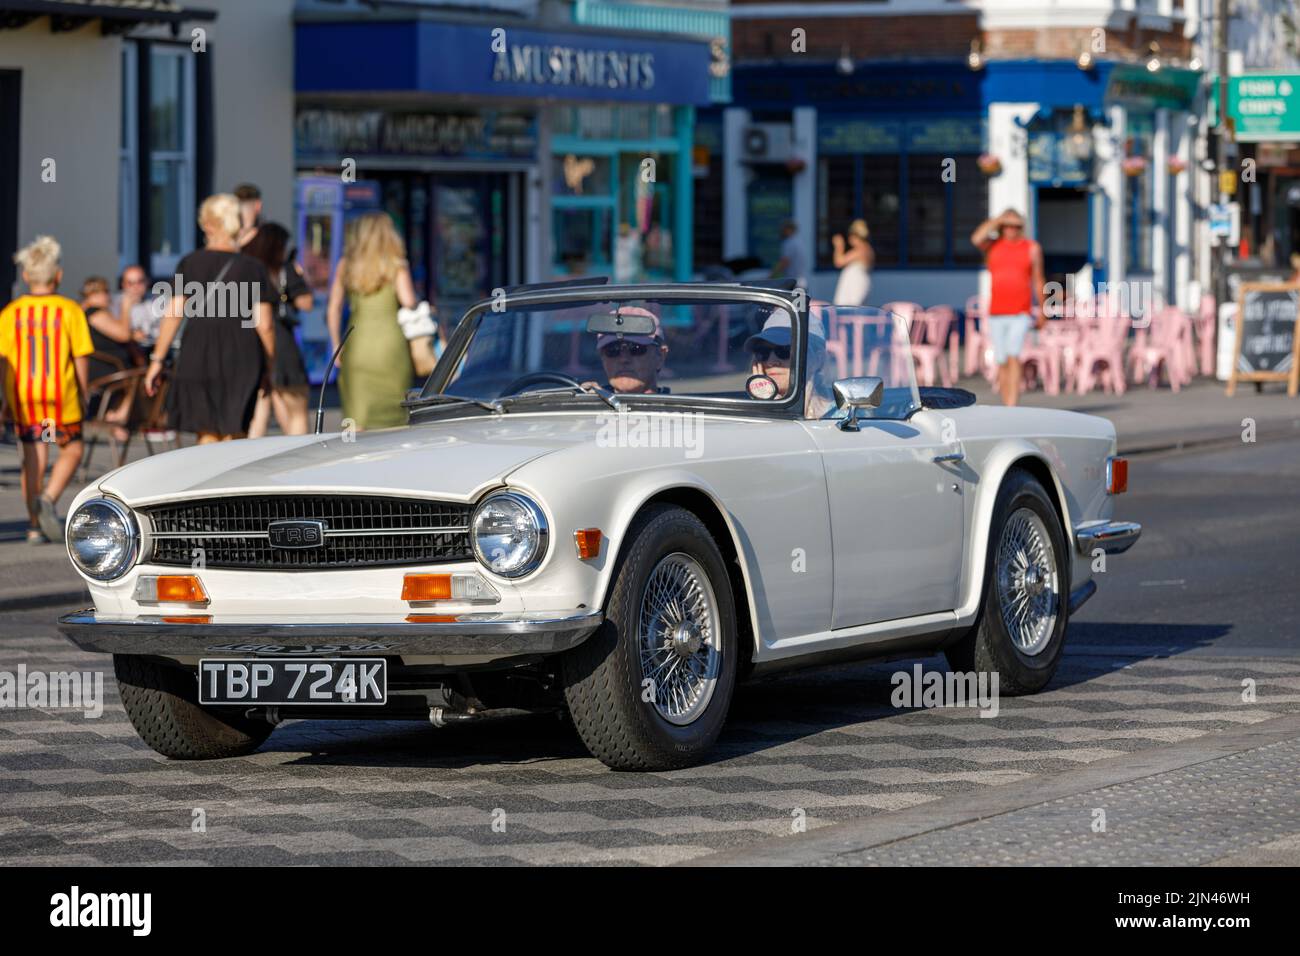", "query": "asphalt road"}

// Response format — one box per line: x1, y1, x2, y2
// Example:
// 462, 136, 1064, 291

1, 436, 1297, 866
